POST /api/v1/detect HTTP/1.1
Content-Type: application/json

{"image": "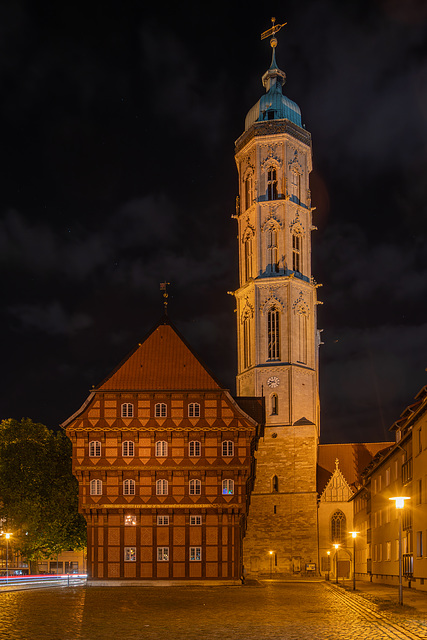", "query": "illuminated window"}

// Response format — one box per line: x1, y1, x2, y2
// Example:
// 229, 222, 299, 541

122, 441, 134, 457
156, 479, 168, 496
190, 547, 201, 561
222, 479, 234, 495
125, 514, 137, 526
188, 403, 200, 418
155, 403, 167, 418
331, 510, 346, 545
267, 167, 278, 200
157, 515, 169, 526
90, 479, 102, 495
292, 234, 301, 272
123, 479, 135, 496
124, 547, 136, 562
222, 440, 234, 457
190, 515, 202, 525
155, 441, 168, 457
189, 441, 201, 457
268, 308, 280, 360
89, 441, 101, 457
244, 235, 253, 281
267, 228, 279, 273
271, 394, 278, 416
121, 403, 134, 418
189, 479, 201, 495
157, 547, 169, 562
